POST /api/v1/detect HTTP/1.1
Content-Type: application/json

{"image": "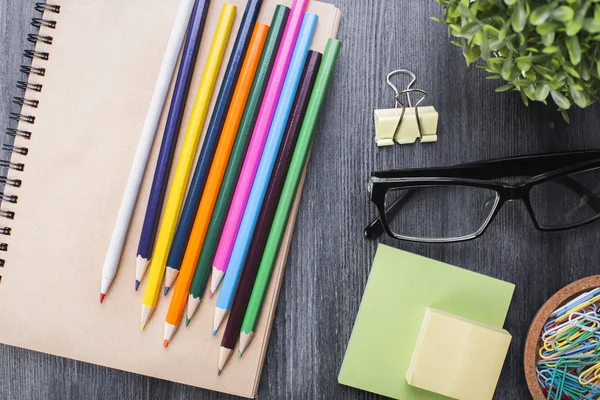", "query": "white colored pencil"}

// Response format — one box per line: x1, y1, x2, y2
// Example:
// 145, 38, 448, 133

99, 0, 196, 303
